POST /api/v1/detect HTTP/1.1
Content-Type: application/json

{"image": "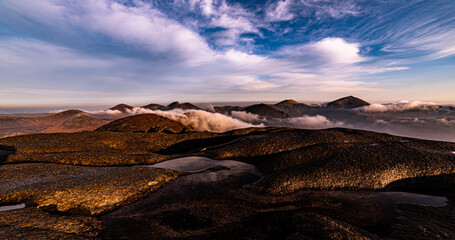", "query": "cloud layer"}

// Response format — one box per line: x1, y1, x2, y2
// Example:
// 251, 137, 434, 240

0, 0, 454, 103
125, 108, 262, 132
357, 100, 440, 112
